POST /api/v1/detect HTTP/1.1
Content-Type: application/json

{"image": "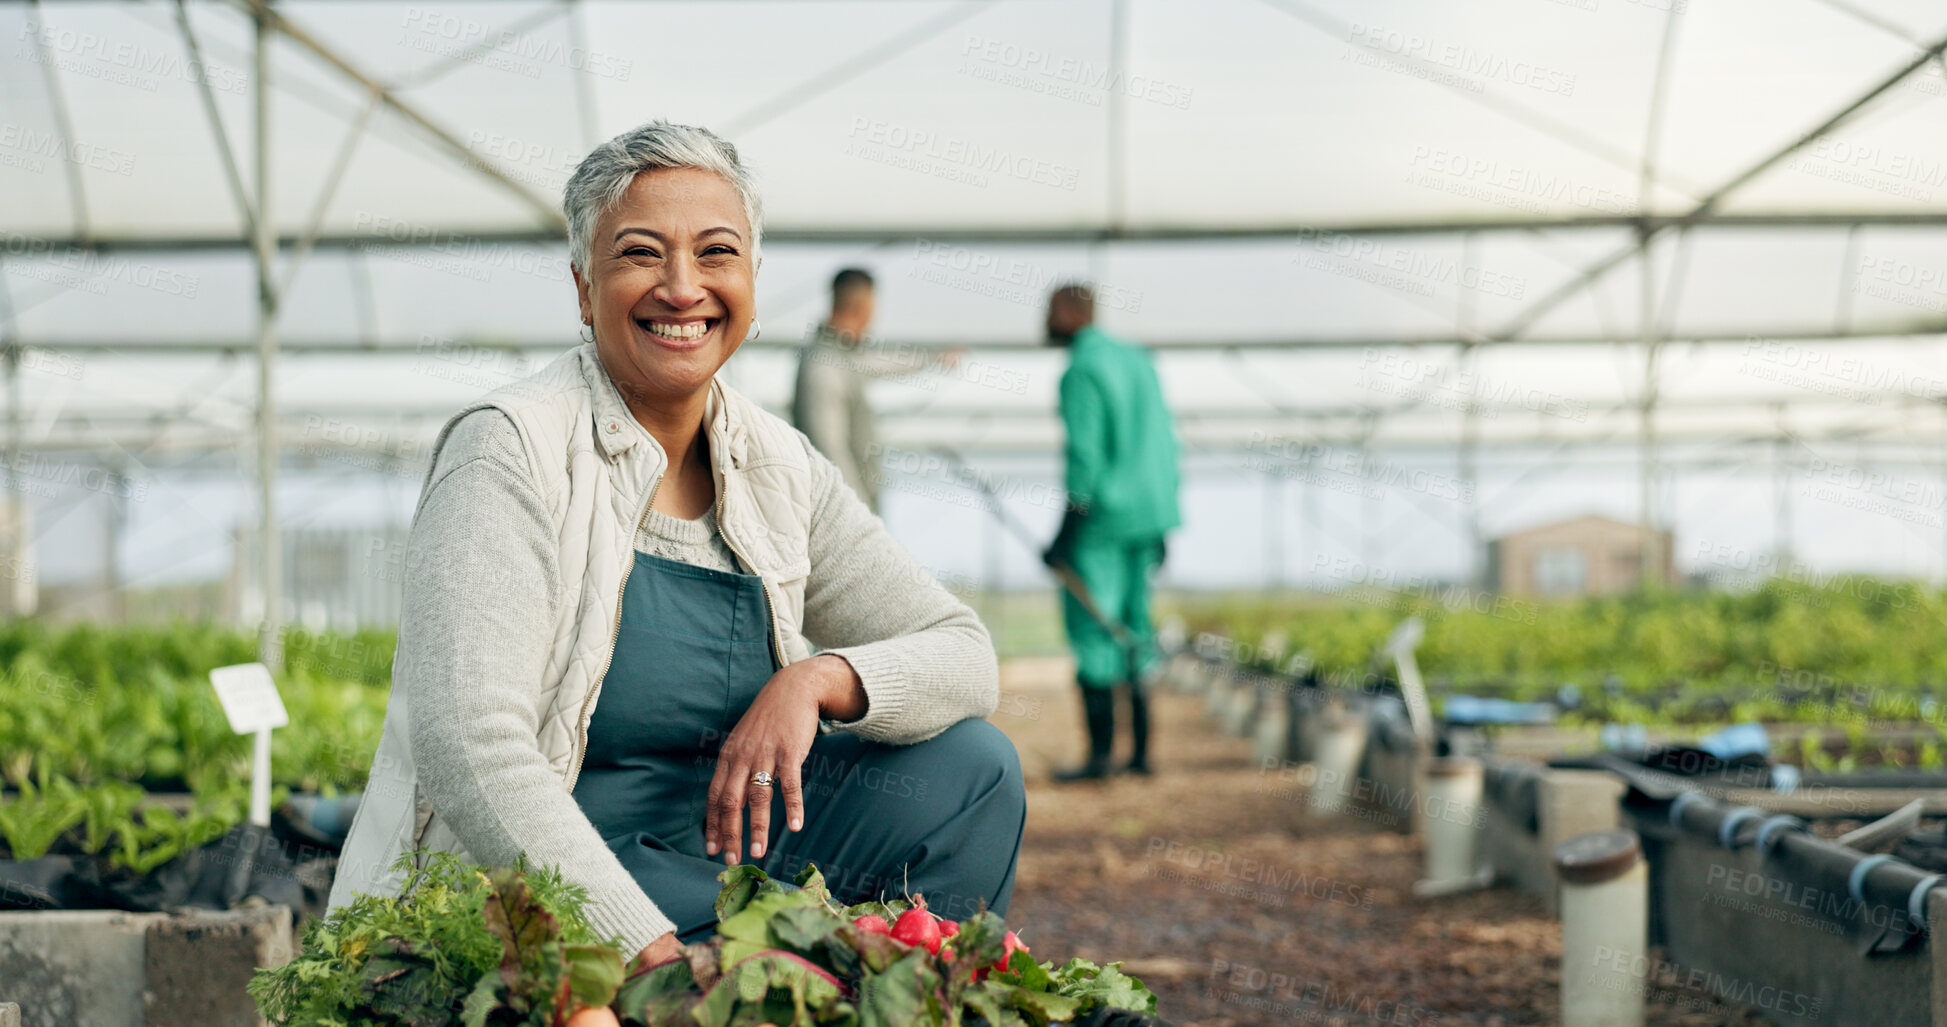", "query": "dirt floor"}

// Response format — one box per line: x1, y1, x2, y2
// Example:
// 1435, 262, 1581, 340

991, 656, 1774, 1027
